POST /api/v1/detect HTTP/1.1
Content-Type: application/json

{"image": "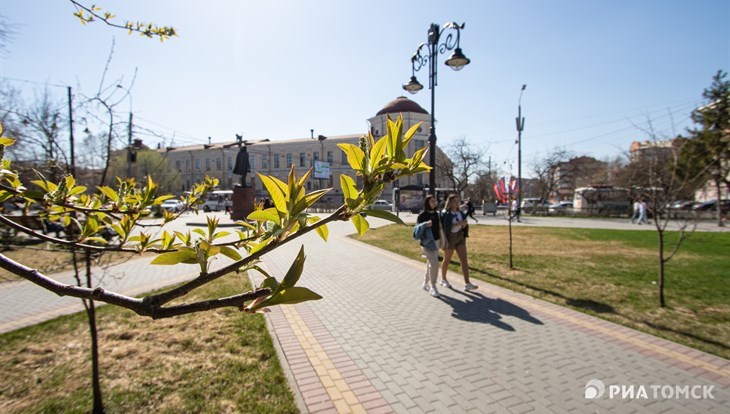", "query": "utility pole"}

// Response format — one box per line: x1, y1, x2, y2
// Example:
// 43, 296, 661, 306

516, 84, 526, 222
